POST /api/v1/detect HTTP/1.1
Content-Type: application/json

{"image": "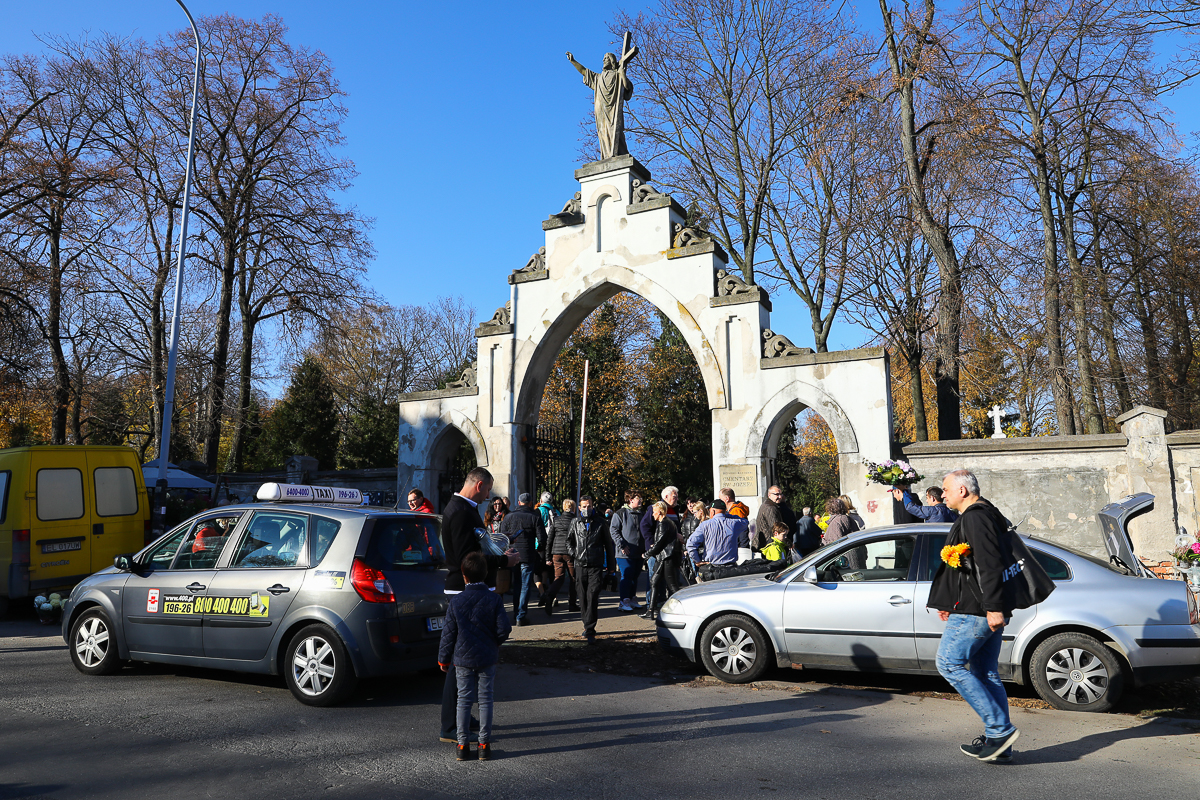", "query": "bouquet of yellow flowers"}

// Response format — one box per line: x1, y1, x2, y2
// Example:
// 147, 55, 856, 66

940, 542, 972, 570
